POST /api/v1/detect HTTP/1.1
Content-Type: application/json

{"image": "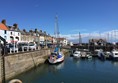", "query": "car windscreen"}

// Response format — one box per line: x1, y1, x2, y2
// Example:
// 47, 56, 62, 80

29, 43, 34, 46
